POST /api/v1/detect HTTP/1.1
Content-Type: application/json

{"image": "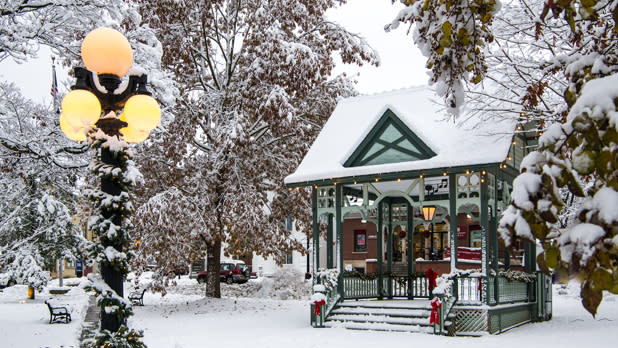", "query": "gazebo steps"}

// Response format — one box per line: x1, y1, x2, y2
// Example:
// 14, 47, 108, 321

325, 320, 435, 333
325, 300, 453, 334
